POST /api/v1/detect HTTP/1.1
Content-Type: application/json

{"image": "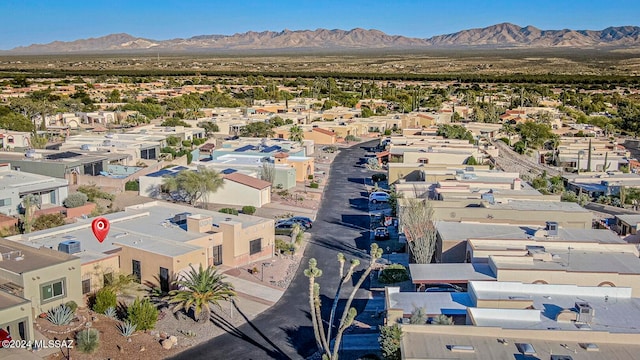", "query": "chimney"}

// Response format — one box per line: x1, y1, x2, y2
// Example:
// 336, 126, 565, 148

186, 214, 213, 233
512, 178, 522, 190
